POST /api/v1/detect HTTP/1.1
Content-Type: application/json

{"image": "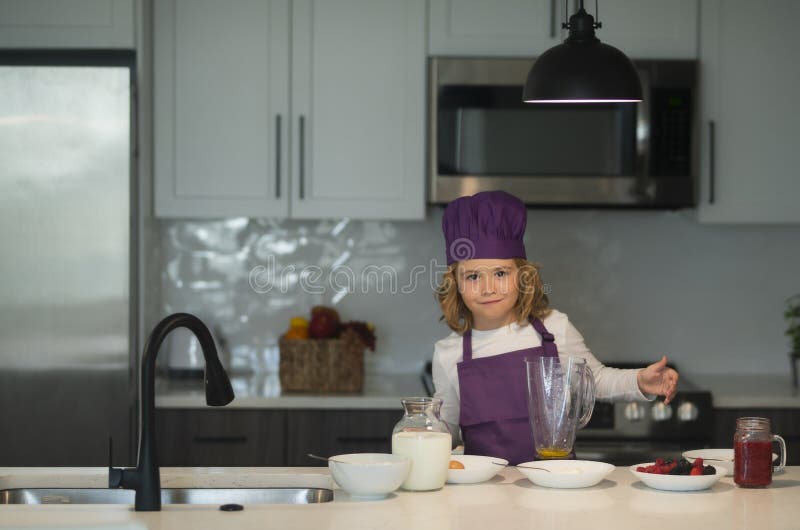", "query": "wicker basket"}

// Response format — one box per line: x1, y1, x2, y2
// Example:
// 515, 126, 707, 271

278, 328, 364, 393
